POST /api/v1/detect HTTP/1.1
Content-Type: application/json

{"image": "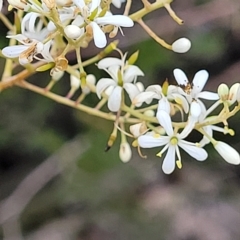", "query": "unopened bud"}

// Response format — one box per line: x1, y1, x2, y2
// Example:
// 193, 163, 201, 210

228, 83, 240, 105
52, 70, 64, 81
70, 75, 80, 89
214, 141, 240, 165
172, 38, 191, 53
119, 142, 132, 163
217, 83, 229, 101
64, 25, 83, 39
